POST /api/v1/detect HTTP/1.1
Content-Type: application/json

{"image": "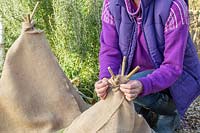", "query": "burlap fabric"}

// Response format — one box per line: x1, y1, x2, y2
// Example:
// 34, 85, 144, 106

0, 21, 151, 133
0, 22, 88, 133
63, 76, 152, 133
